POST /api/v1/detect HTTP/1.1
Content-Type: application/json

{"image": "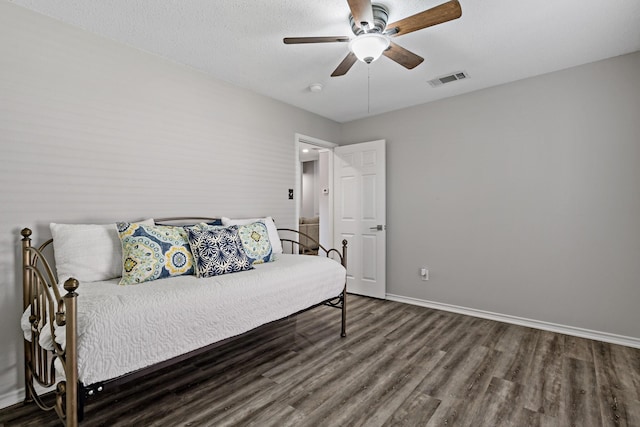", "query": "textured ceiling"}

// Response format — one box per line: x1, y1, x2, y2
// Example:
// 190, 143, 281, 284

10, 0, 640, 123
